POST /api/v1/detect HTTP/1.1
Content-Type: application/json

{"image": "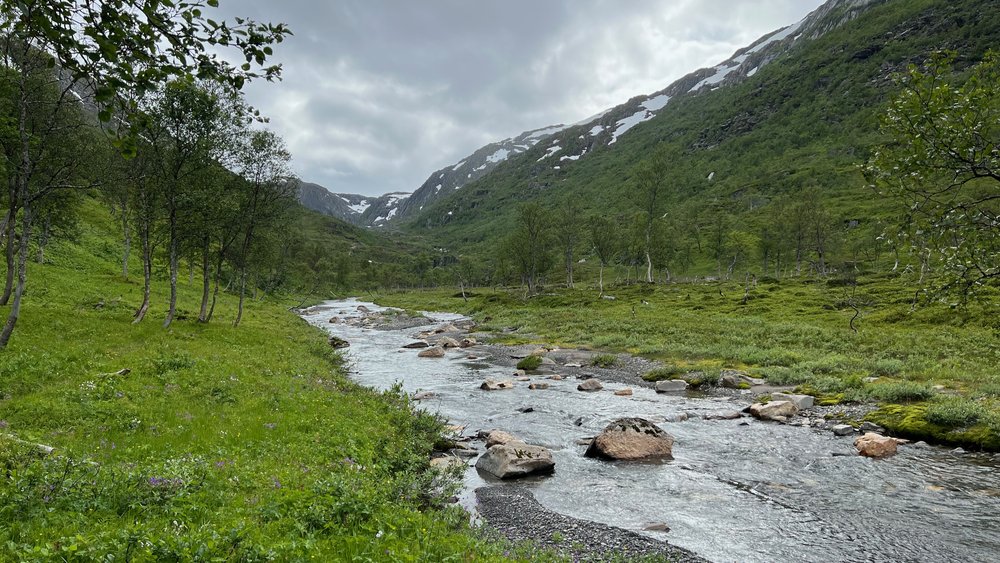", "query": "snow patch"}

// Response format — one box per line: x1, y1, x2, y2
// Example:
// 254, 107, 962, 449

588, 125, 606, 136
348, 200, 370, 214
538, 145, 562, 161
452, 160, 466, 171
747, 67, 759, 77
609, 109, 654, 145
641, 94, 671, 112
486, 148, 510, 163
